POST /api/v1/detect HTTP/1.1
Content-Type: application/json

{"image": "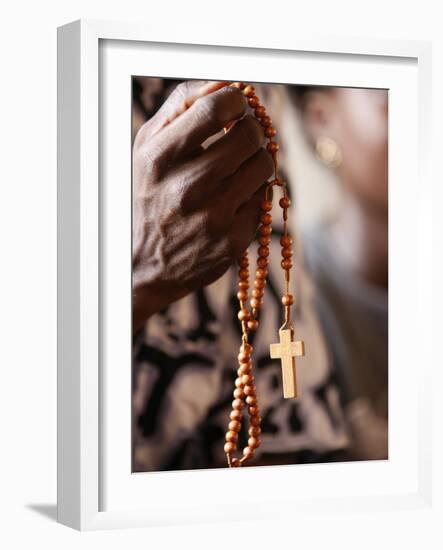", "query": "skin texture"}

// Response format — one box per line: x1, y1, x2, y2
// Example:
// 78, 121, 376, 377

133, 81, 274, 332
300, 87, 388, 288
